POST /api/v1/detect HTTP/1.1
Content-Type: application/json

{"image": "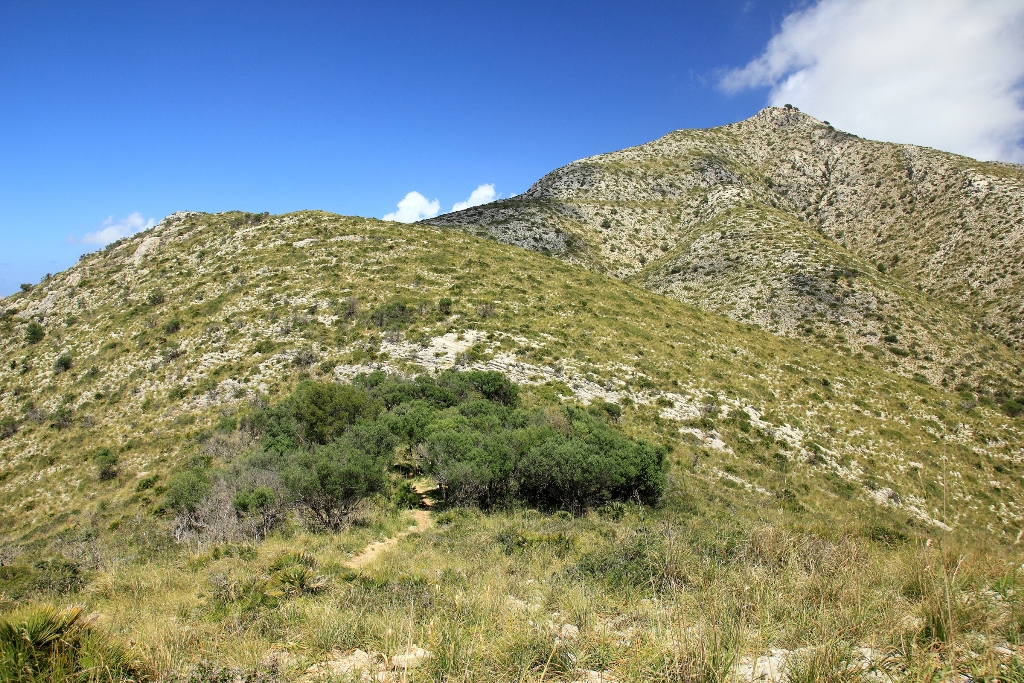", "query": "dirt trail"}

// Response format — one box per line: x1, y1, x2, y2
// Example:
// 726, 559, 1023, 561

345, 508, 433, 570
